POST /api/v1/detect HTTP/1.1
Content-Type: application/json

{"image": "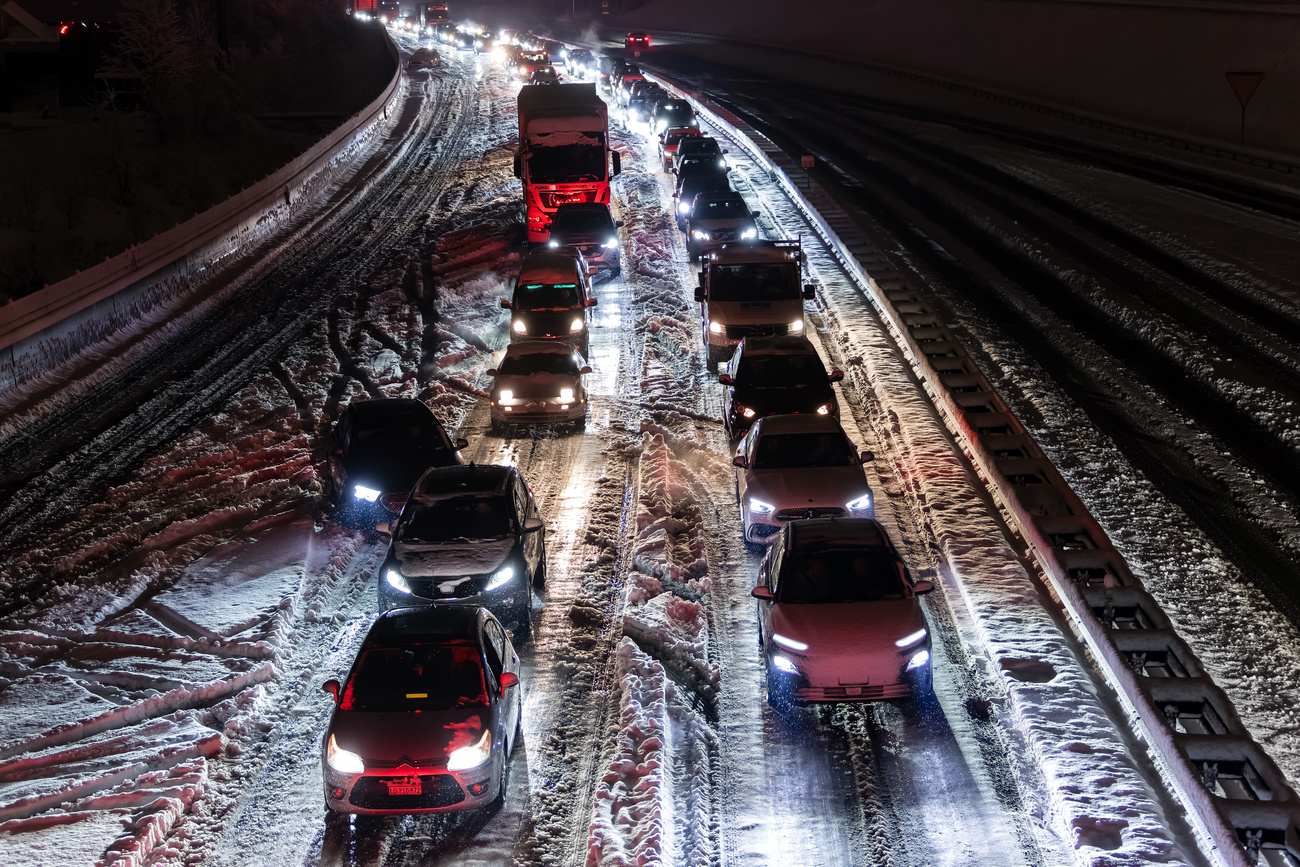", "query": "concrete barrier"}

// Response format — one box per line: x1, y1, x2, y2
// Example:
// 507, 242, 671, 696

0, 25, 404, 395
